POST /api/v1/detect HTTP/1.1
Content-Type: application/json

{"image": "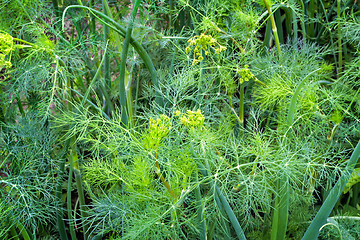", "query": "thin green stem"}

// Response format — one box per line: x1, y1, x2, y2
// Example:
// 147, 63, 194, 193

239, 84, 245, 127
337, 0, 343, 75
154, 152, 177, 201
